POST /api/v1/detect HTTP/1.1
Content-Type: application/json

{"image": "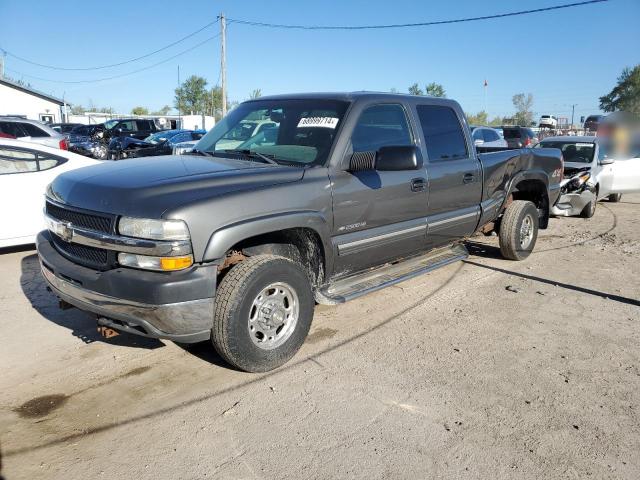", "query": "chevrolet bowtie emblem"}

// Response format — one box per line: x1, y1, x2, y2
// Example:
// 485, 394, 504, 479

56, 221, 74, 242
